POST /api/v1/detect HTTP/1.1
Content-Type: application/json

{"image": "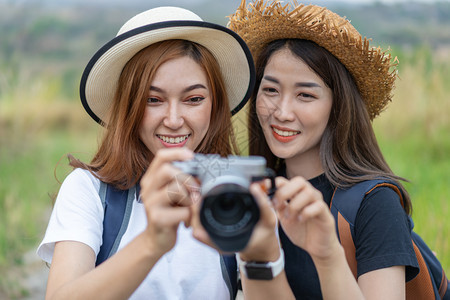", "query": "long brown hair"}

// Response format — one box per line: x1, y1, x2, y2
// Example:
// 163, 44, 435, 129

248, 39, 412, 214
70, 40, 236, 189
